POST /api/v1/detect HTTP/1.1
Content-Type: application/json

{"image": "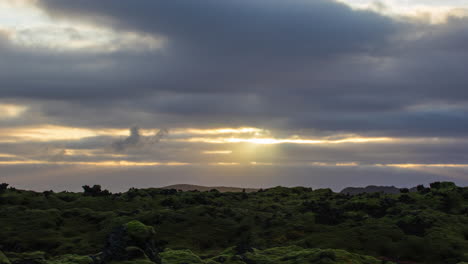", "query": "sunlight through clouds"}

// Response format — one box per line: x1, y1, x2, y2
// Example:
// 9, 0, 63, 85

0, 104, 28, 119
180, 136, 393, 145
337, 0, 468, 23
0, 160, 191, 167
1, 0, 468, 189
202, 150, 233, 155
0, 125, 127, 141
0, 0, 166, 52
